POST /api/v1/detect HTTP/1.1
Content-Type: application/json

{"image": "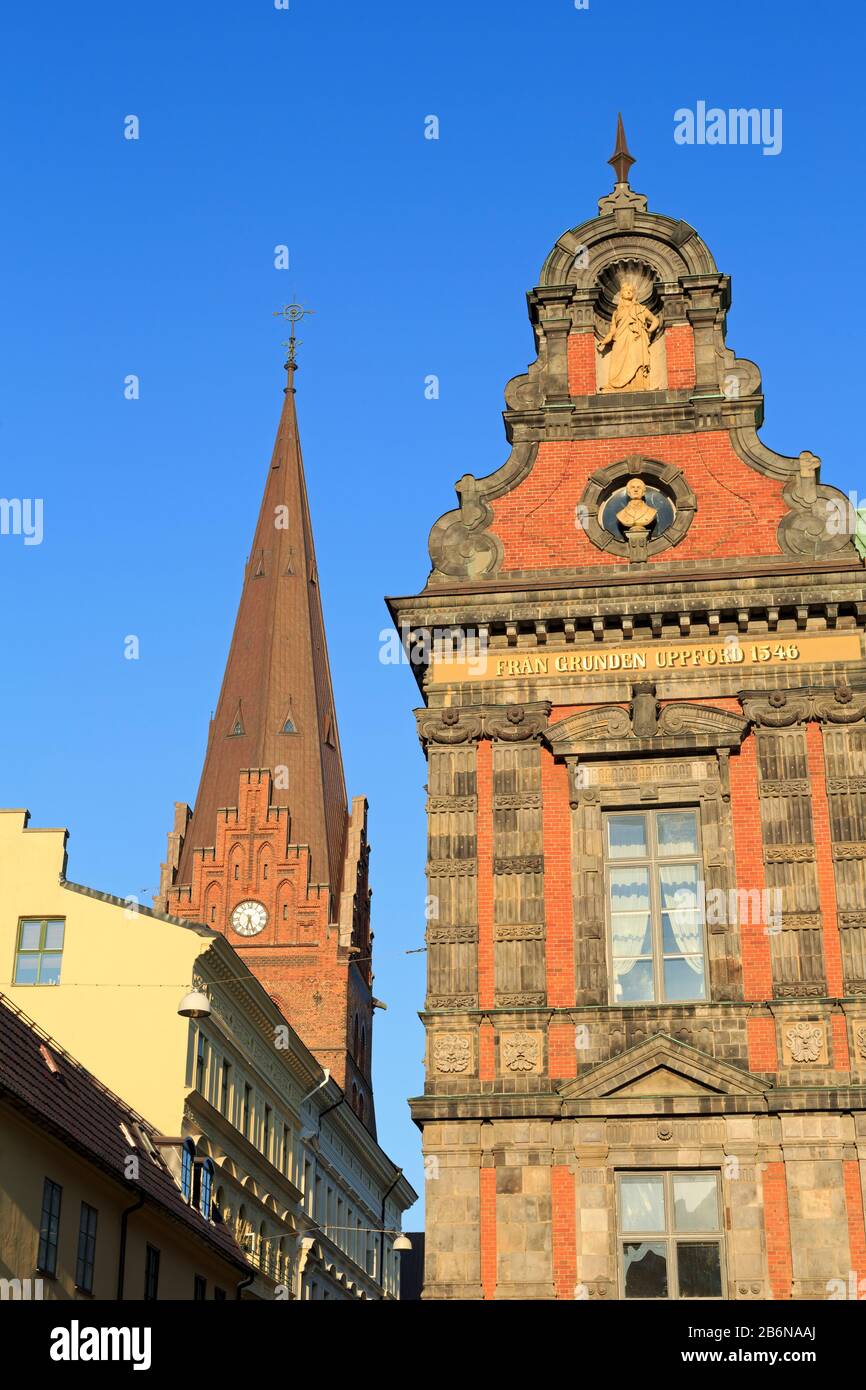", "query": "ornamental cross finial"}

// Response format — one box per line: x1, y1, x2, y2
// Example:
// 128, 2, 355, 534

273, 302, 315, 370
608, 112, 635, 185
